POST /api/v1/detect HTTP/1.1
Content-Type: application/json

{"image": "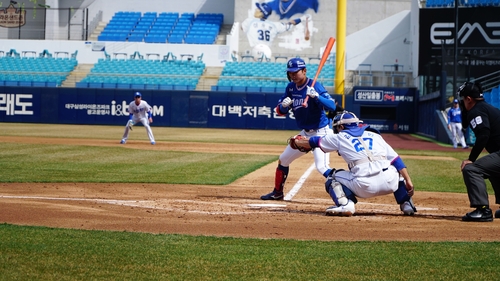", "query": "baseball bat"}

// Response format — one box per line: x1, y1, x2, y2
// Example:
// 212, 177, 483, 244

302, 37, 336, 107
